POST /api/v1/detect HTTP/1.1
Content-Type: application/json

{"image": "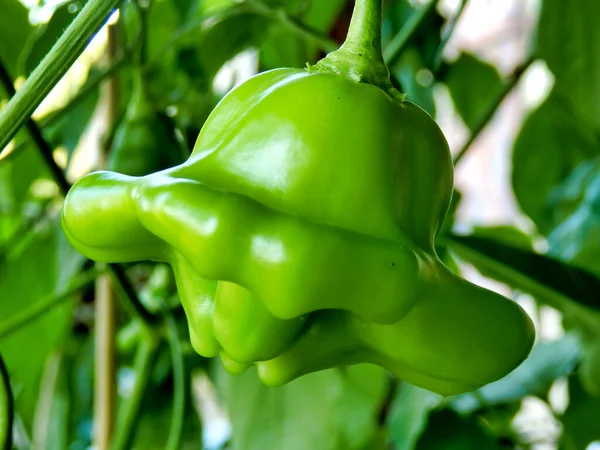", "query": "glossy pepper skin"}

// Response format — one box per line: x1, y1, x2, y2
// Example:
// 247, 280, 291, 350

61, 1, 535, 396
